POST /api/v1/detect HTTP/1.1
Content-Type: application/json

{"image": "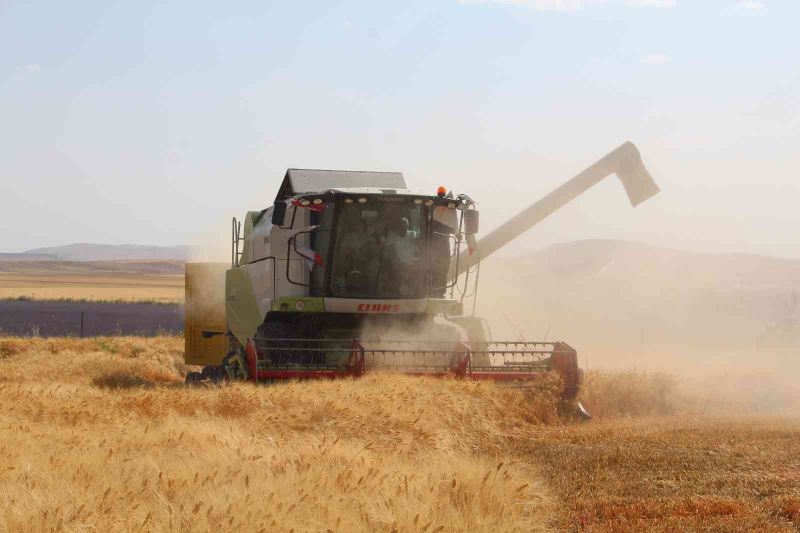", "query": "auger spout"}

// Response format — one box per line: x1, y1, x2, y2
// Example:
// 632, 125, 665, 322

450, 141, 660, 280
